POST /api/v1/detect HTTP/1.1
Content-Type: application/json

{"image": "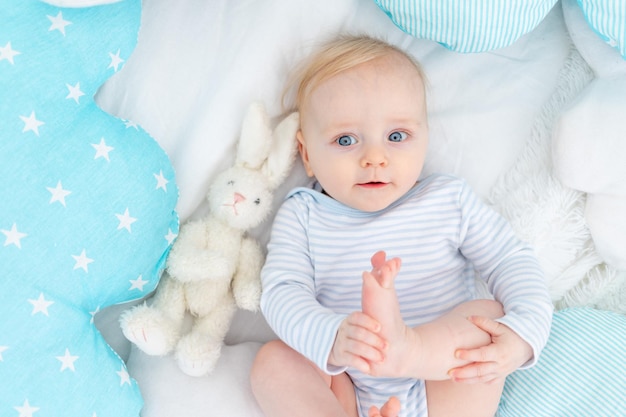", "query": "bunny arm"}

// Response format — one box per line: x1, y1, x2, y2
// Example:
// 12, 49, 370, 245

167, 218, 241, 283
232, 236, 263, 311
184, 272, 232, 317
